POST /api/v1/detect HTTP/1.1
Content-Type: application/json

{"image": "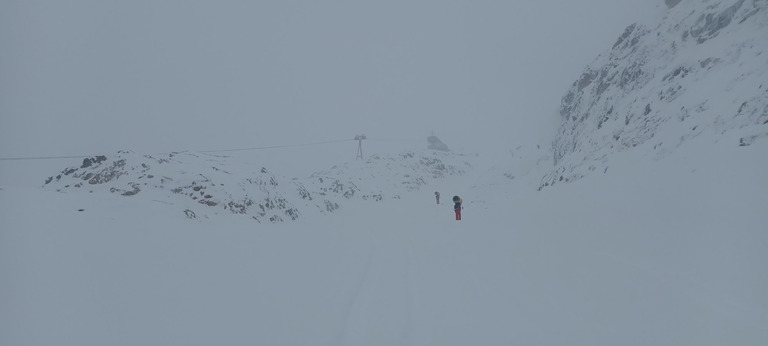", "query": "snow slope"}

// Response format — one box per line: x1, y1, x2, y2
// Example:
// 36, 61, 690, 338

2, 135, 767, 345
2, 1, 767, 345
